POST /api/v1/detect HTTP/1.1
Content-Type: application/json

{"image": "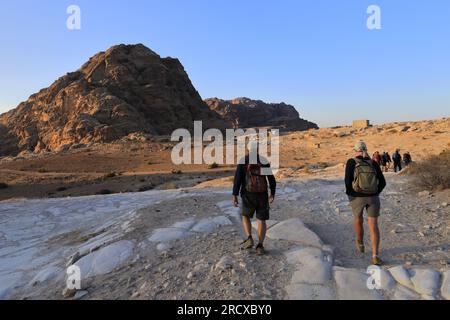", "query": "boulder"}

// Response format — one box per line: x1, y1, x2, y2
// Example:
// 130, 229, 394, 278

409, 269, 441, 297
441, 271, 450, 300
333, 267, 384, 300
73, 240, 134, 279
285, 247, 332, 285
191, 216, 232, 234
29, 266, 63, 286
392, 285, 421, 300
266, 218, 323, 247
388, 266, 415, 291
148, 228, 191, 243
